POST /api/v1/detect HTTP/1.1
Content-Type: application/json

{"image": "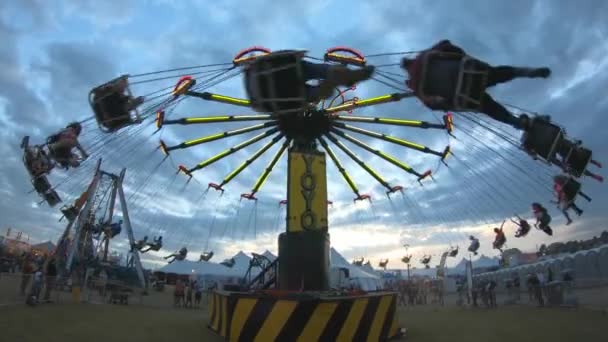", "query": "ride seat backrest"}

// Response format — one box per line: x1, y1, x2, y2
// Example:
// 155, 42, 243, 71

247, 51, 307, 115
89, 76, 140, 132
562, 178, 582, 201
44, 189, 62, 207
32, 176, 52, 193
524, 119, 563, 161
563, 145, 592, 178
419, 52, 488, 111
